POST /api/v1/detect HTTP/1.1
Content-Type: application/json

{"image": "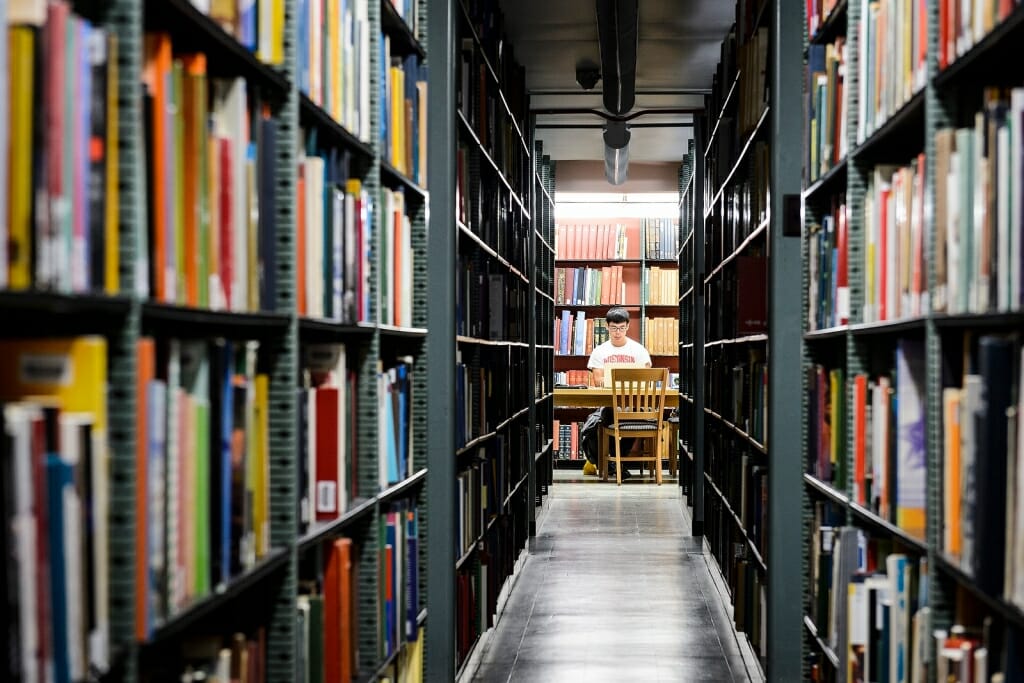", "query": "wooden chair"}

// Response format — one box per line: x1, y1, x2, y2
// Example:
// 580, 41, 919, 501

601, 368, 669, 485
